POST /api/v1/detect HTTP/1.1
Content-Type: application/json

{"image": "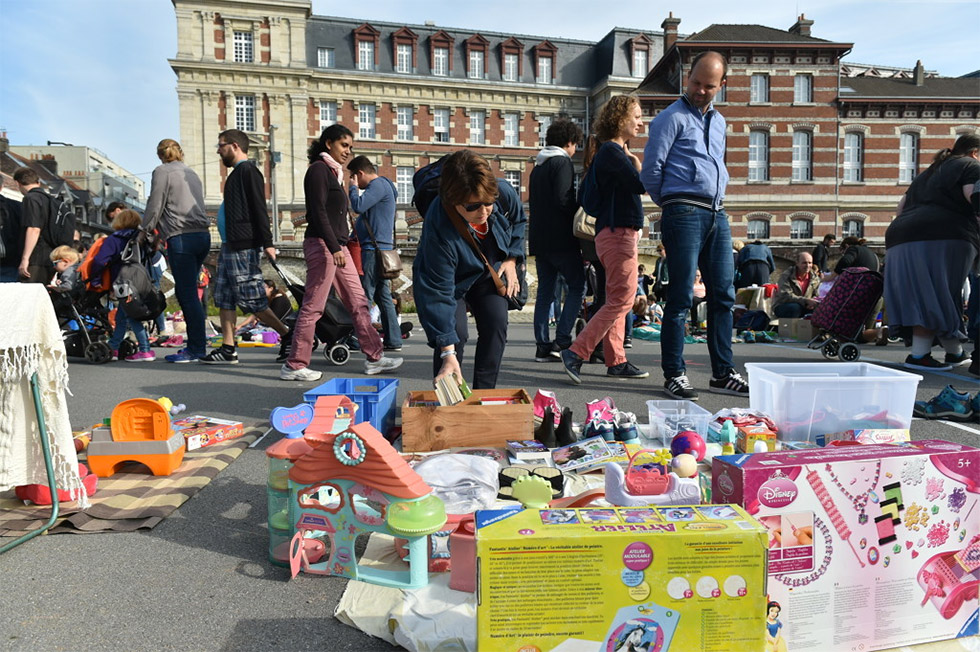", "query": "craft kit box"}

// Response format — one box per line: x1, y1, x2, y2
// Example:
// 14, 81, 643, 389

401, 388, 531, 452
712, 440, 980, 651
777, 317, 815, 342
171, 415, 244, 451
476, 505, 769, 652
